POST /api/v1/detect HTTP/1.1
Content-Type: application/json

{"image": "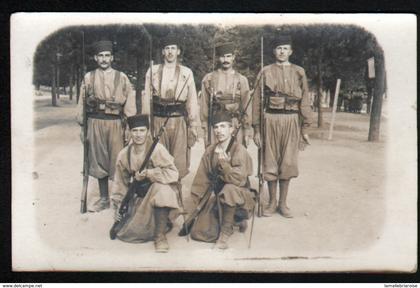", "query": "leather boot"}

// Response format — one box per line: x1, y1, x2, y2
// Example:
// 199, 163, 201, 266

278, 180, 293, 218
154, 207, 170, 253
215, 204, 235, 250
90, 177, 110, 212
263, 180, 277, 216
